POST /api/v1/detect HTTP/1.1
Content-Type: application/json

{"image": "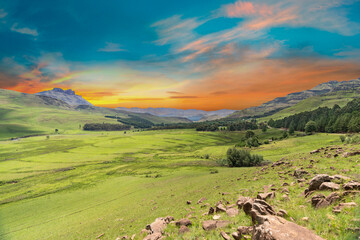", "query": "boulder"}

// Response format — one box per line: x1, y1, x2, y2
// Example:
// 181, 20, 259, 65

277, 209, 288, 217
308, 174, 332, 191
231, 232, 241, 240
220, 231, 231, 240
175, 218, 192, 227
148, 218, 167, 234
252, 215, 325, 240
178, 225, 190, 234
143, 232, 162, 240
236, 196, 252, 209
216, 204, 227, 212
226, 208, 239, 217
319, 182, 340, 191
257, 192, 275, 201
208, 207, 215, 215
343, 181, 360, 190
